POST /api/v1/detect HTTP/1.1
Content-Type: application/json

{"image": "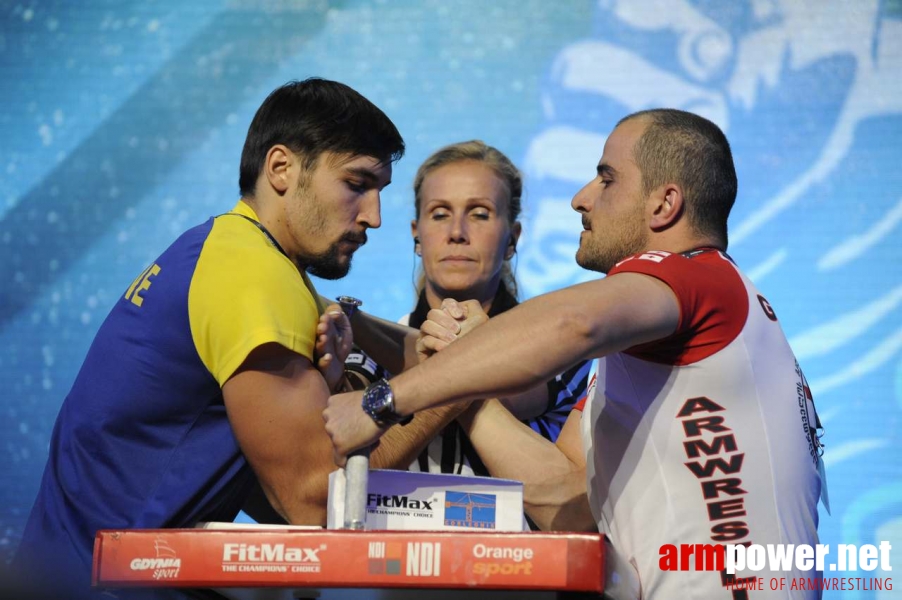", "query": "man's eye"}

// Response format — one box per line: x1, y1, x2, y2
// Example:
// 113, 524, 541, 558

347, 181, 366, 192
